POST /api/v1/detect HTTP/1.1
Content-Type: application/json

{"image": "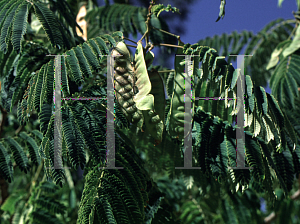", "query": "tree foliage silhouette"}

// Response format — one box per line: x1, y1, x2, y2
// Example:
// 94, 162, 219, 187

0, 0, 300, 223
